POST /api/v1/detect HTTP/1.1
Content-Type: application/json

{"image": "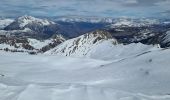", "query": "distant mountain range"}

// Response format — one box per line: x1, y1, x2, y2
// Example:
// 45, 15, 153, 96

0, 15, 170, 54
